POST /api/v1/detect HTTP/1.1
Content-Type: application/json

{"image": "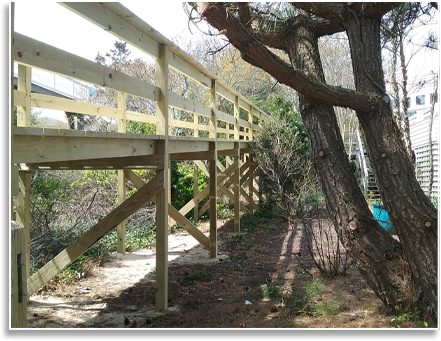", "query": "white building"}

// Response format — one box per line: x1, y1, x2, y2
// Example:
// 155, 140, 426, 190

405, 72, 439, 199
